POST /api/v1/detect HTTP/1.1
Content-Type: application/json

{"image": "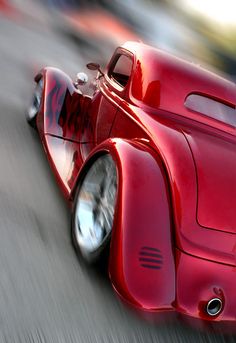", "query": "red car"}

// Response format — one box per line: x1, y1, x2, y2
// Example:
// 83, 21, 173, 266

26, 42, 236, 323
